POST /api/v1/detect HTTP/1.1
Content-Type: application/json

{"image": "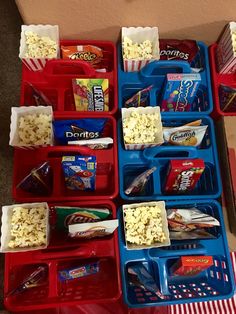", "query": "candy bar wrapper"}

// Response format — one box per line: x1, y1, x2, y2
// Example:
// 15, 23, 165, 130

19, 25, 59, 72
170, 256, 213, 277
121, 106, 164, 150
68, 219, 118, 239
167, 207, 220, 232
0, 202, 50, 253
58, 262, 99, 282
68, 137, 113, 149
9, 106, 54, 149
216, 22, 236, 74
122, 27, 160, 72
122, 202, 170, 250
